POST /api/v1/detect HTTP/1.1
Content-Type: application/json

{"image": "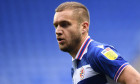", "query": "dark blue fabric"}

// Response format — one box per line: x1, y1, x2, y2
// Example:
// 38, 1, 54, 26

72, 40, 128, 84
87, 41, 128, 80
77, 74, 107, 84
